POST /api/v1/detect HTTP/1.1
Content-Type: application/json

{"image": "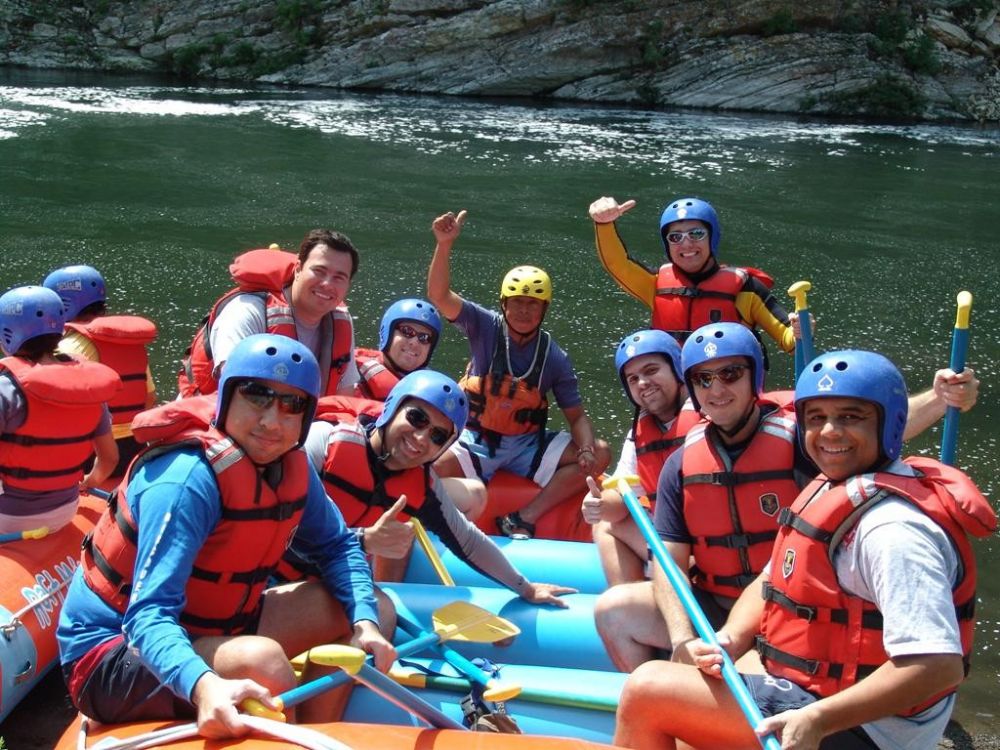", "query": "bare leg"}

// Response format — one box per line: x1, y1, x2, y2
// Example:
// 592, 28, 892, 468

593, 517, 647, 586
594, 581, 670, 672
614, 660, 760, 750
439, 477, 488, 521
516, 439, 611, 527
